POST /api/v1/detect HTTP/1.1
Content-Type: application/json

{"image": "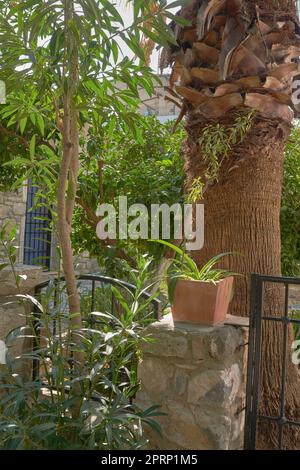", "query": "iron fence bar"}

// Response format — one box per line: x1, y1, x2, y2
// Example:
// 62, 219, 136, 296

250, 275, 264, 450
91, 280, 95, 312
32, 302, 40, 382
255, 275, 300, 285
52, 279, 58, 338
261, 316, 300, 324
244, 274, 260, 450
284, 282, 289, 318
278, 283, 290, 449
244, 273, 300, 450
33, 274, 161, 381
257, 414, 300, 426
111, 290, 115, 316
35, 274, 161, 320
